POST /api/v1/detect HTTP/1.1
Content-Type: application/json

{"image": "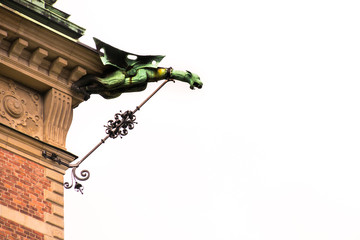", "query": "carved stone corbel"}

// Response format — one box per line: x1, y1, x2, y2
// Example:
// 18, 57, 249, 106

0, 29, 7, 44
49, 57, 67, 78
9, 38, 28, 59
44, 88, 73, 149
29, 47, 48, 69
68, 66, 87, 84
